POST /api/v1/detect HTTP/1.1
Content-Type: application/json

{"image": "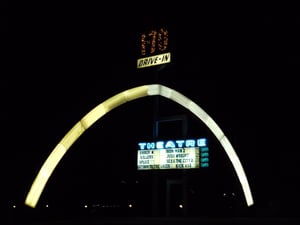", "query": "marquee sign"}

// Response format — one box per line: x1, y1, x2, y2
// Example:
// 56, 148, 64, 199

137, 138, 209, 170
